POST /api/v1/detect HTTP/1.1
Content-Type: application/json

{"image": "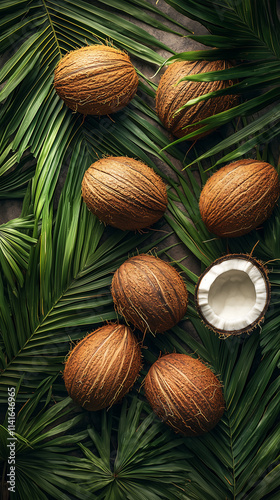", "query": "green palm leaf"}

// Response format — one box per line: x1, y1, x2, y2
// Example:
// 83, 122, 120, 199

78, 397, 190, 499
0, 378, 90, 500
145, 307, 280, 499
0, 0, 183, 217
139, 146, 280, 499
0, 0, 183, 402
0, 148, 35, 199
0, 216, 36, 292
161, 0, 280, 163
0, 136, 168, 401
1, 2, 280, 499
164, 151, 280, 348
